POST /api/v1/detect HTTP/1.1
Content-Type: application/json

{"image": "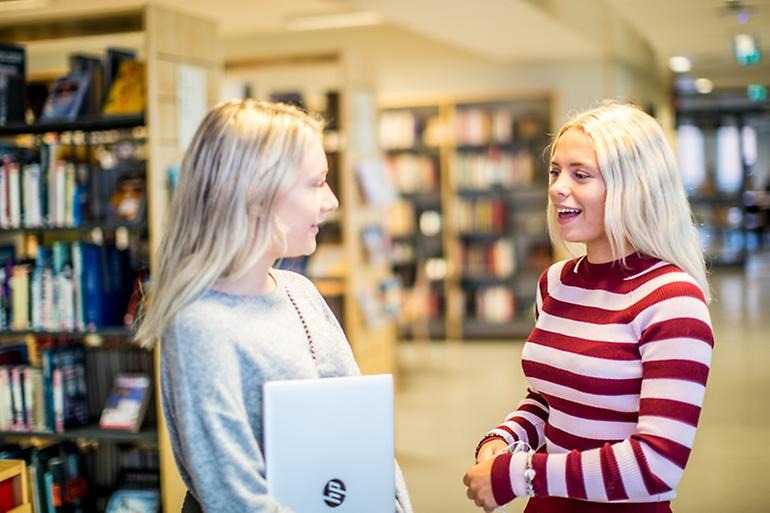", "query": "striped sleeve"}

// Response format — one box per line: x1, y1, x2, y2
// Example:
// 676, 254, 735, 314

485, 390, 550, 450
530, 279, 713, 501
